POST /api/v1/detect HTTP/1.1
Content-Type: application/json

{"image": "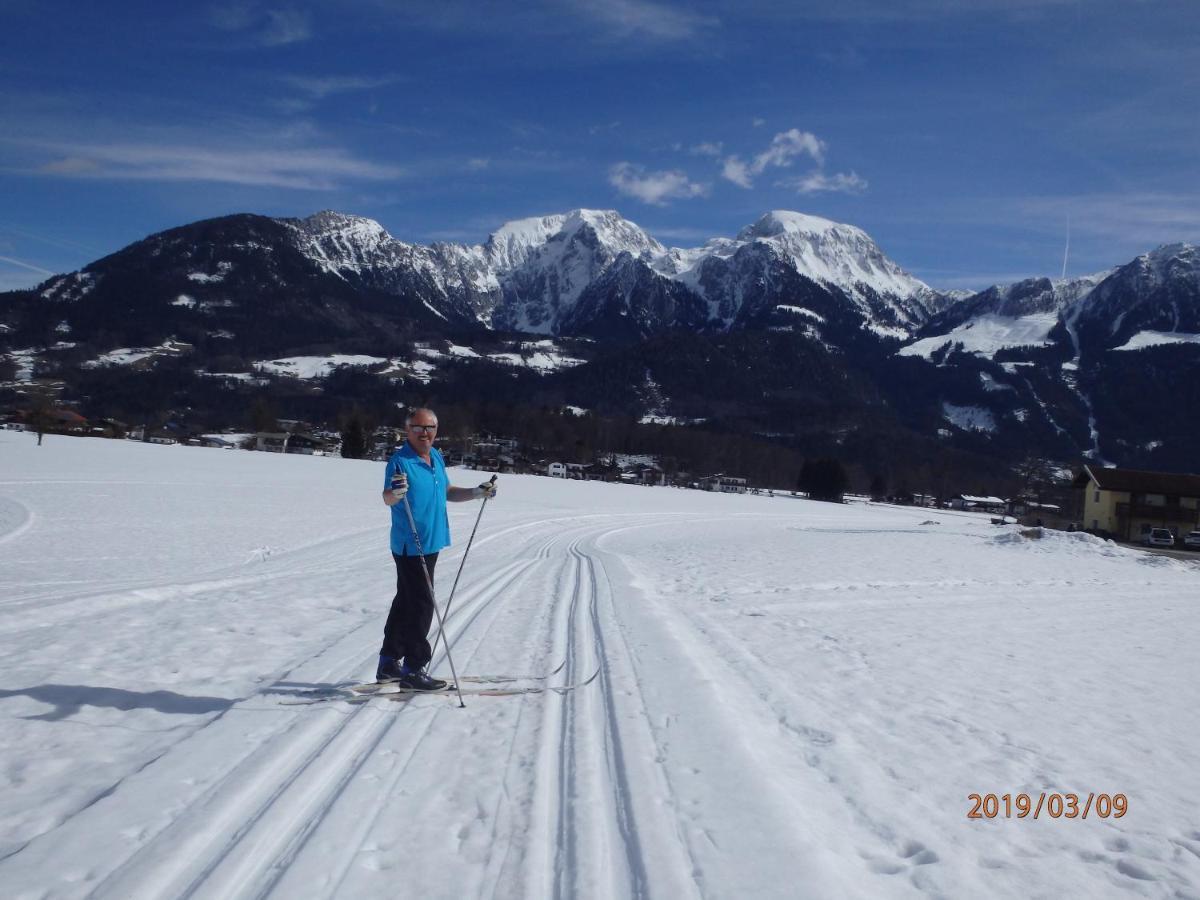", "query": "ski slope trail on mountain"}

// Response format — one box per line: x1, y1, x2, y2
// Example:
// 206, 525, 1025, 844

1, 433, 1198, 898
